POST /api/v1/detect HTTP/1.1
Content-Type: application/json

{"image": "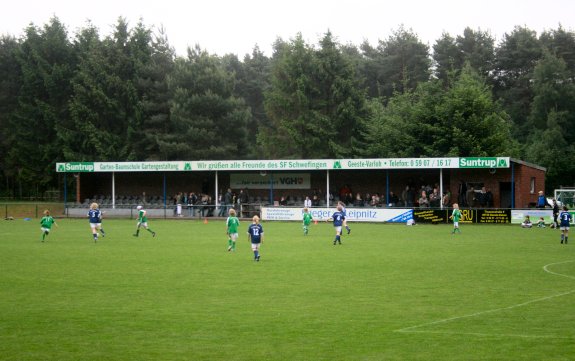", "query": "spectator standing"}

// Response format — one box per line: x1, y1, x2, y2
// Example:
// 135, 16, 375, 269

477, 187, 487, 208
536, 191, 548, 208
222, 188, 233, 216
304, 196, 312, 208
466, 187, 476, 208
552, 198, 560, 228
188, 192, 198, 217
484, 188, 494, 207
